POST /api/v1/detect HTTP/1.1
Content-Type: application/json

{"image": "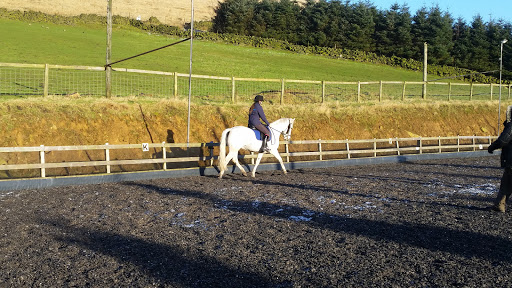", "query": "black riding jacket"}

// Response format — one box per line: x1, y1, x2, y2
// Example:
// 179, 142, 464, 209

489, 122, 512, 168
